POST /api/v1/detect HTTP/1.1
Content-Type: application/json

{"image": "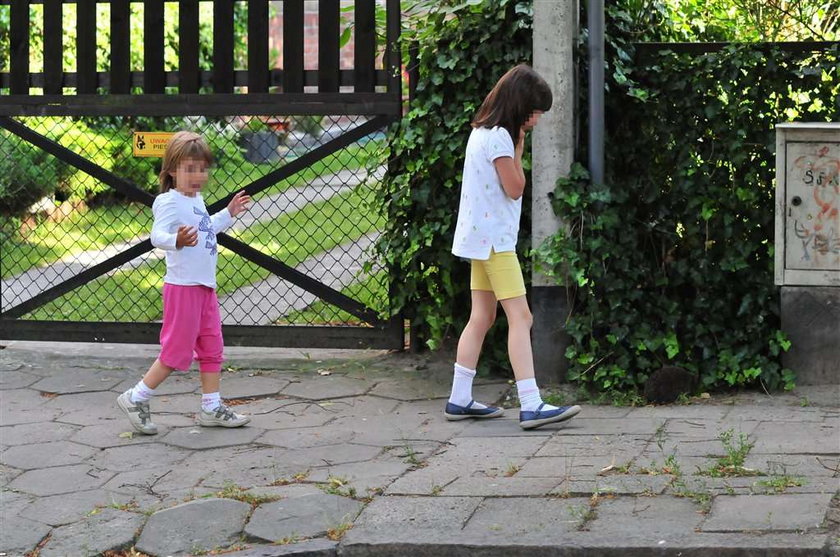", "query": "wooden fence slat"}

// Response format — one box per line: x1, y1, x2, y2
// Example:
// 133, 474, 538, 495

318, 0, 340, 93
43, 0, 63, 94
354, 0, 376, 92
248, 0, 269, 93
110, 0, 131, 94
179, 0, 200, 94
76, 0, 97, 93
213, 0, 235, 93
144, 0, 165, 93
385, 0, 401, 95
10, 0, 30, 94
283, 0, 304, 93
